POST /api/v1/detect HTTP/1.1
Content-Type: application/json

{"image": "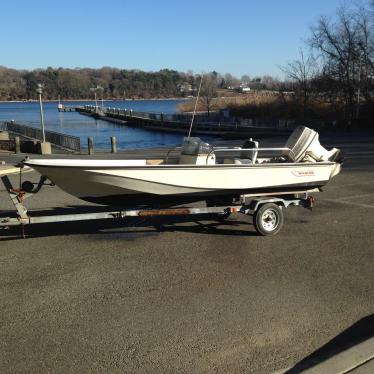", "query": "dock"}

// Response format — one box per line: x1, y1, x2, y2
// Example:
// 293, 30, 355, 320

75, 105, 294, 138
58, 104, 75, 112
